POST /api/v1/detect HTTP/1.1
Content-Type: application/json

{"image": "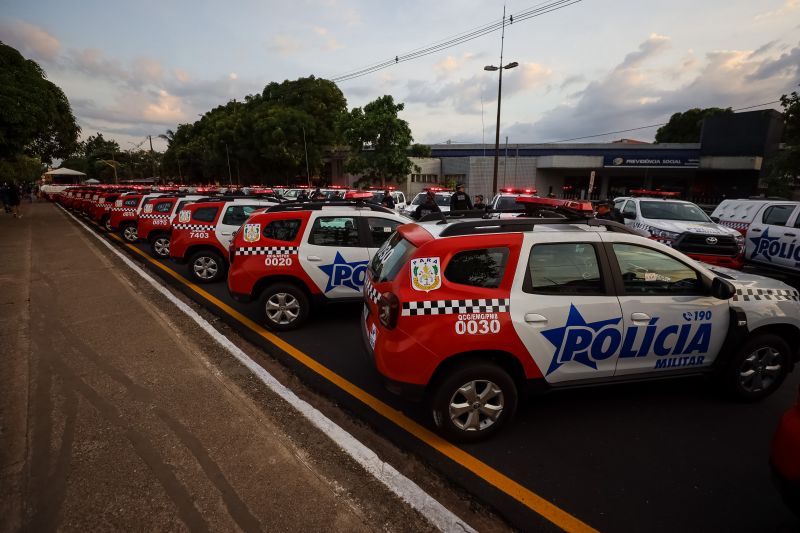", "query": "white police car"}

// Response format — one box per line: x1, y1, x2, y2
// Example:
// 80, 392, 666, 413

615, 191, 745, 269
363, 197, 800, 441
